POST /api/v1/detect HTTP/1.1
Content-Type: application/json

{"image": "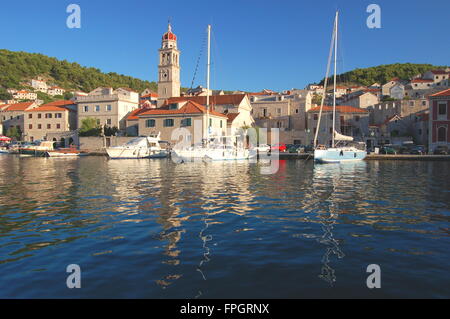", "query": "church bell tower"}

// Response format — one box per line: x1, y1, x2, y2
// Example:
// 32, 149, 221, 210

157, 23, 181, 102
